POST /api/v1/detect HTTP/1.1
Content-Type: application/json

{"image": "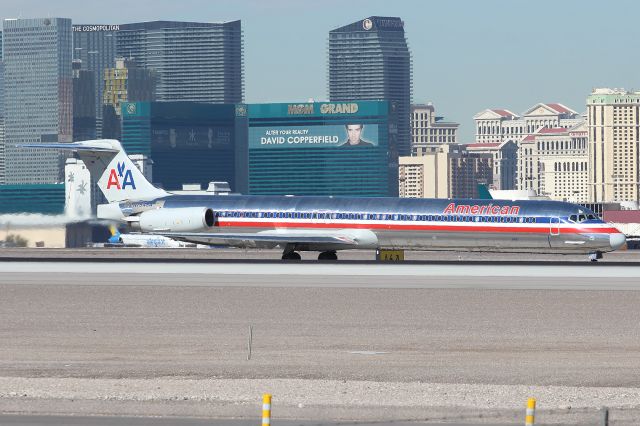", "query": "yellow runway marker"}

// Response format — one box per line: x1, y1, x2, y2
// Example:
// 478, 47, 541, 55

262, 393, 272, 426
525, 397, 536, 425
